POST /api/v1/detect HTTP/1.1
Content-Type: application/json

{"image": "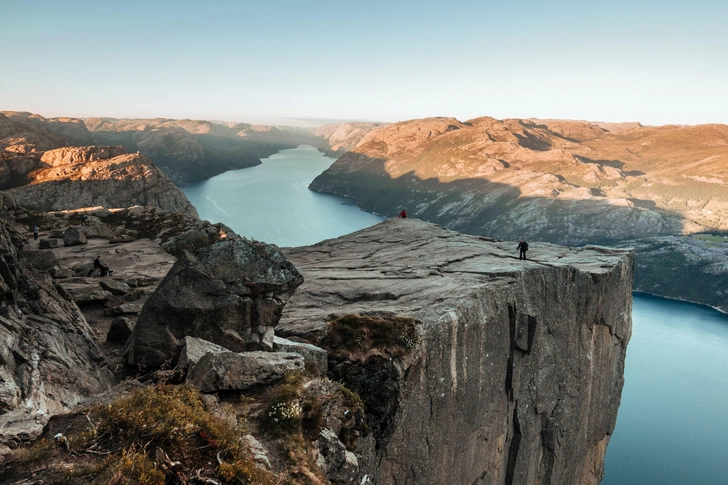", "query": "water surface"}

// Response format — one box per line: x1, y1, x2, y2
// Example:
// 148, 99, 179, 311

183, 145, 383, 247
603, 293, 728, 484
